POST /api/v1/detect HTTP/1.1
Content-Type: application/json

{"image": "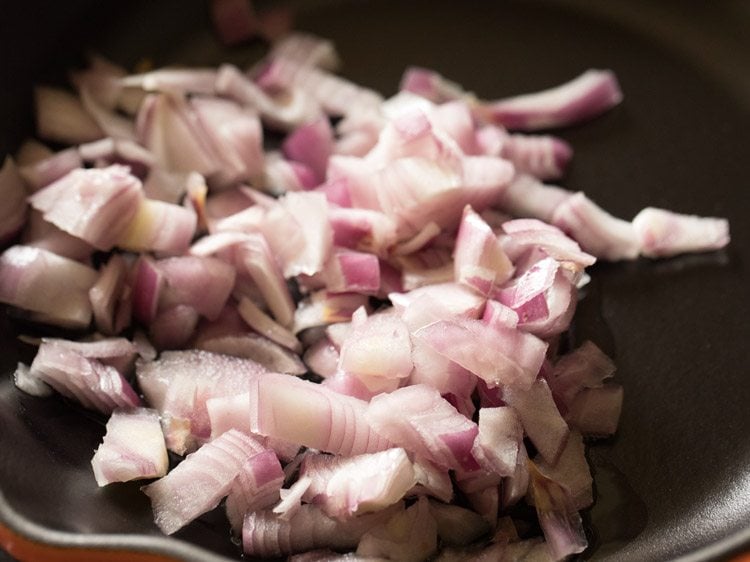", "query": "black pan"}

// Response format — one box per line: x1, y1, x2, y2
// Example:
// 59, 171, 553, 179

1, 1, 748, 561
